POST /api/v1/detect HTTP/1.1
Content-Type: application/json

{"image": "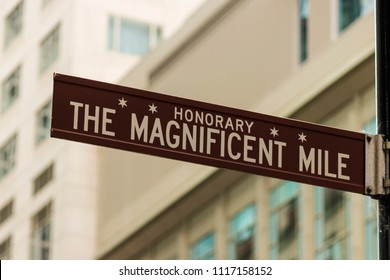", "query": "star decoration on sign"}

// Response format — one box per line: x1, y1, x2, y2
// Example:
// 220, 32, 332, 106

149, 103, 158, 114
270, 127, 279, 137
298, 132, 307, 143
118, 97, 128, 108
